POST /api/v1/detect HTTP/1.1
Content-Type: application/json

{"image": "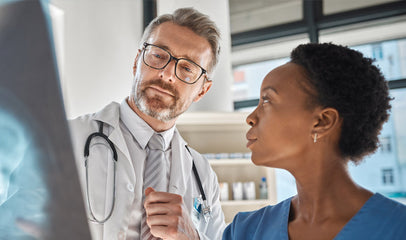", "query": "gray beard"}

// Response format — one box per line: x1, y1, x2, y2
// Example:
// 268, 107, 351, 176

133, 94, 178, 122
